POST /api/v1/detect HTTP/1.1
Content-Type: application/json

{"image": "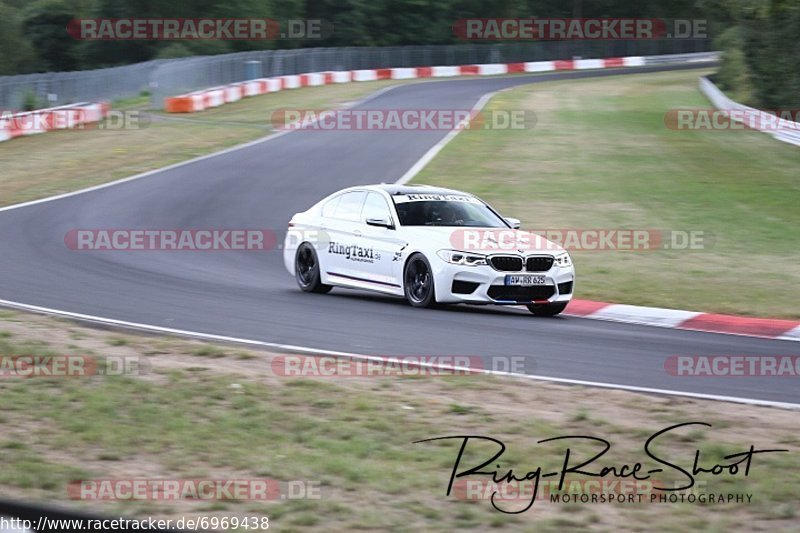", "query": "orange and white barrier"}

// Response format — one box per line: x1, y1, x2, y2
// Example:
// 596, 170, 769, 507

0, 102, 110, 143
163, 56, 652, 113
